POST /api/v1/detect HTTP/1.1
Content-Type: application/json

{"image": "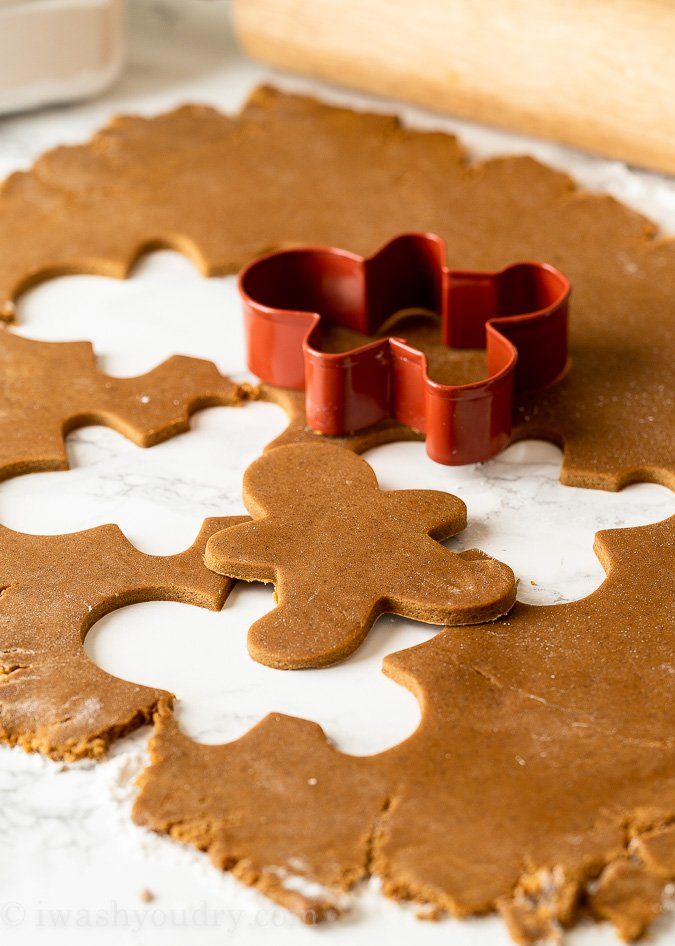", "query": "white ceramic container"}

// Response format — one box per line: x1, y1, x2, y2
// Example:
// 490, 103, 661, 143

0, 0, 125, 115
